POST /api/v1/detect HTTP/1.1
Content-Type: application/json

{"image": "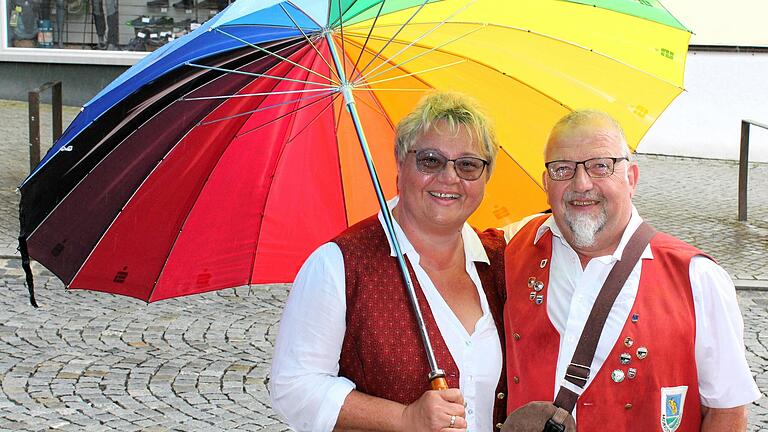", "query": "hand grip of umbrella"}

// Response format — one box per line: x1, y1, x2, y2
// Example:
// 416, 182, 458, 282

325, 32, 445, 386
430, 375, 449, 391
